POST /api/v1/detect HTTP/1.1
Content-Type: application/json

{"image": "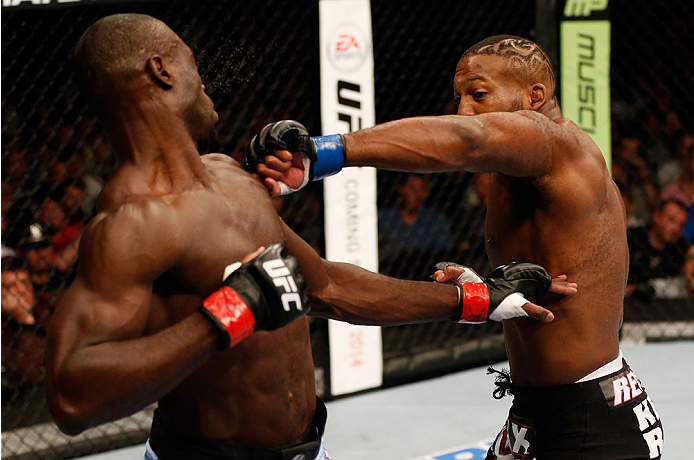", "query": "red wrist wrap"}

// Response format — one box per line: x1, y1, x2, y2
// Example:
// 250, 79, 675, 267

459, 283, 490, 323
202, 287, 256, 349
